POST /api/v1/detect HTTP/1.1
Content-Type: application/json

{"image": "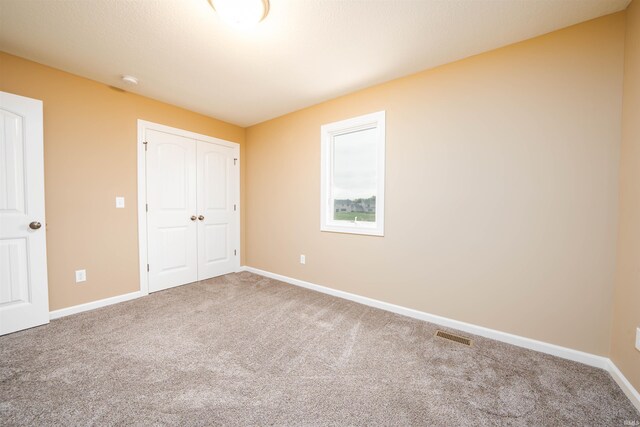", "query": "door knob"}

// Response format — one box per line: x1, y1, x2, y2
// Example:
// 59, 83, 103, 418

190, 215, 197, 221
29, 221, 42, 230
198, 215, 205, 221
